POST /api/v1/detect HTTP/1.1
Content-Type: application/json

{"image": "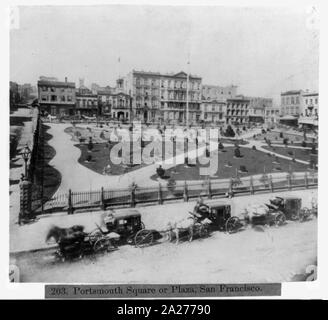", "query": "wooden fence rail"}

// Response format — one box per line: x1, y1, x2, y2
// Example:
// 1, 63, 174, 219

37, 171, 318, 215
